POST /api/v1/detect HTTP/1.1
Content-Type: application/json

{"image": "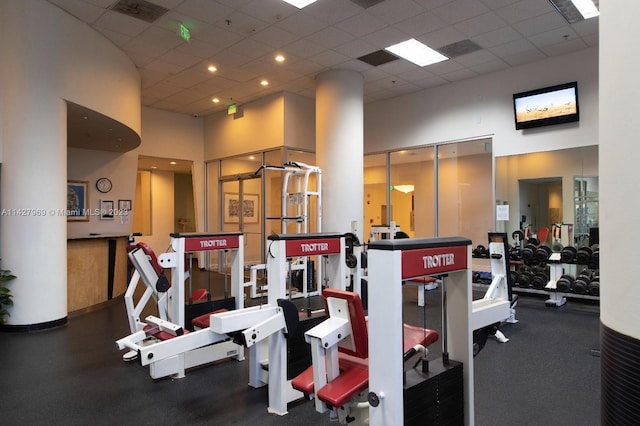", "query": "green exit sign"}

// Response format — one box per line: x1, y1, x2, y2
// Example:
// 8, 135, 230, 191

179, 23, 190, 42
